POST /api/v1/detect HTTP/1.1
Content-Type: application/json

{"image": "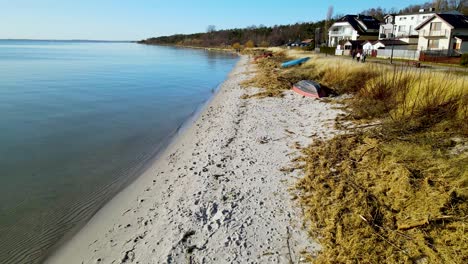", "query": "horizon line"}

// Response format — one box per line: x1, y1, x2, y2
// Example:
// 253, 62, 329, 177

0, 38, 137, 42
